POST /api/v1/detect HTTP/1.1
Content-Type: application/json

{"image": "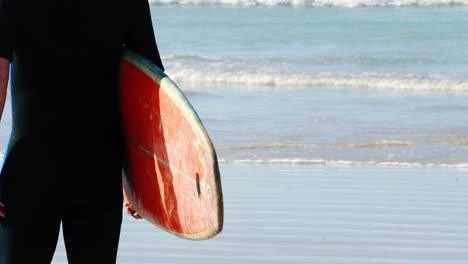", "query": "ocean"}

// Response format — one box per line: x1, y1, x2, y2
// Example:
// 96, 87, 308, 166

147, 2, 468, 168
0, 1, 467, 263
